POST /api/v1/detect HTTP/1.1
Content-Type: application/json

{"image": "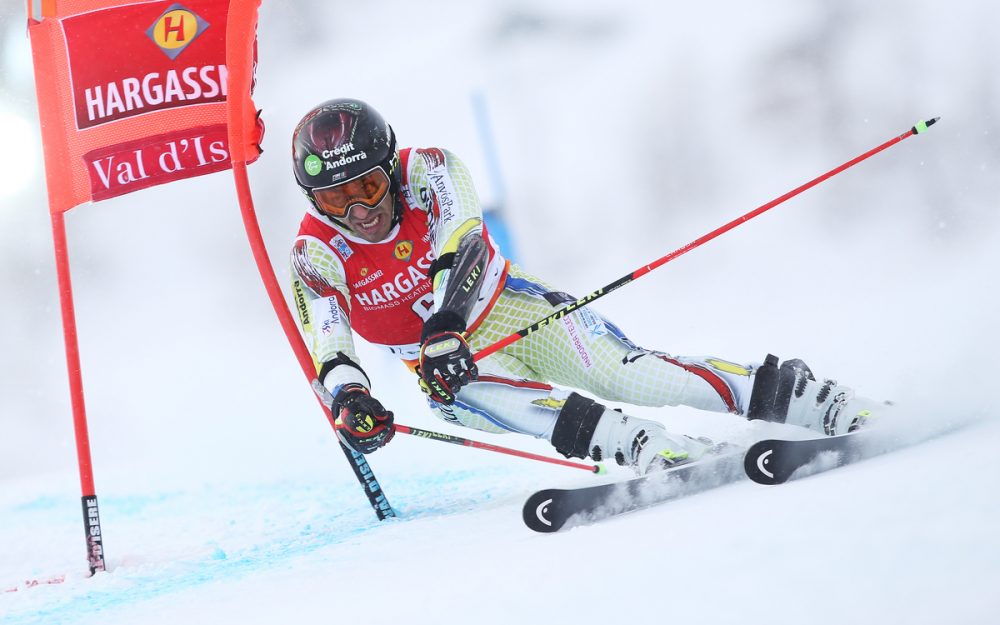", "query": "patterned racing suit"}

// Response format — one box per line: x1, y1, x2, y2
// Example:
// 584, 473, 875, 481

290, 147, 757, 443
